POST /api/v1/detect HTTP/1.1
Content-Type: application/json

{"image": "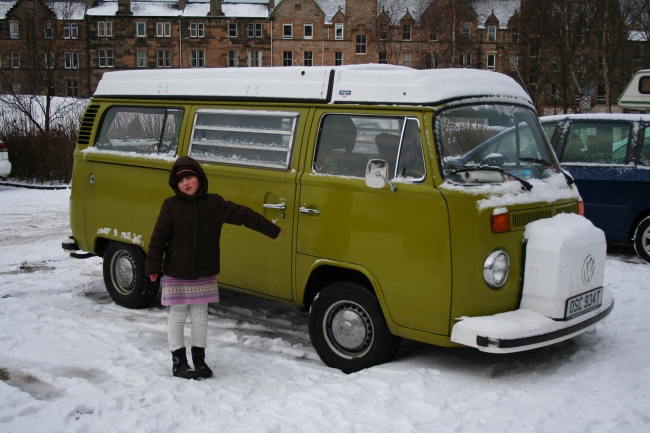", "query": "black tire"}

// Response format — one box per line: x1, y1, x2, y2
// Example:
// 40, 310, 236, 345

634, 217, 650, 263
308, 282, 401, 373
103, 242, 159, 309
